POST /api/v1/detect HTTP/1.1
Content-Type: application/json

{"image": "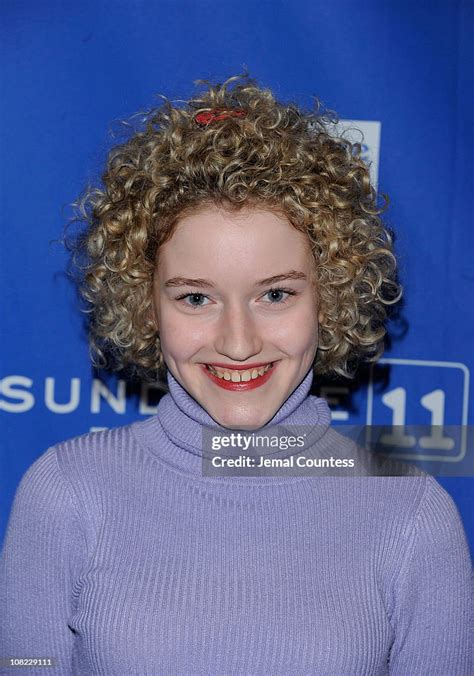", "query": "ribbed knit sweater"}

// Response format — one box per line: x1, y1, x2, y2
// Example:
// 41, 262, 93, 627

0, 369, 471, 675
